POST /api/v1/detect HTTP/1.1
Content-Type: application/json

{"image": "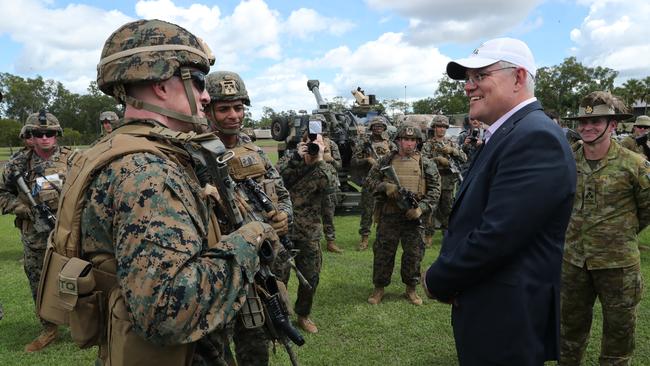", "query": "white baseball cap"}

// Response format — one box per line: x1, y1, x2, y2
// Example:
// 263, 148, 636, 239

446, 37, 537, 80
